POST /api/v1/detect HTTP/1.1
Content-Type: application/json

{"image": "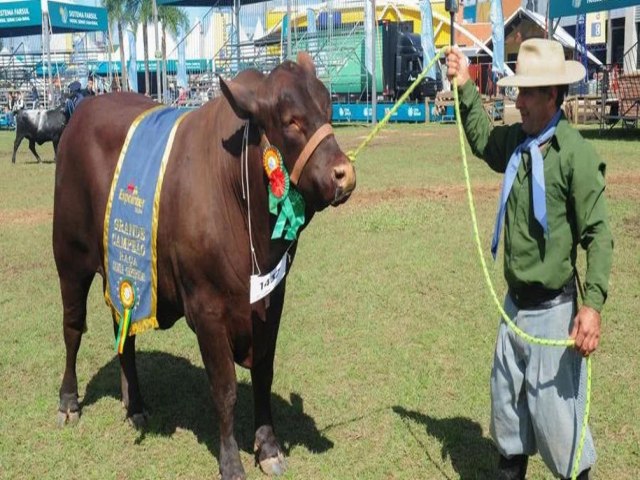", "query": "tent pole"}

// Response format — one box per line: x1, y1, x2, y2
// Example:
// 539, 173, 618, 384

44, 12, 53, 108
370, 0, 376, 125
153, 0, 162, 102
286, 0, 291, 58
235, 0, 240, 72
